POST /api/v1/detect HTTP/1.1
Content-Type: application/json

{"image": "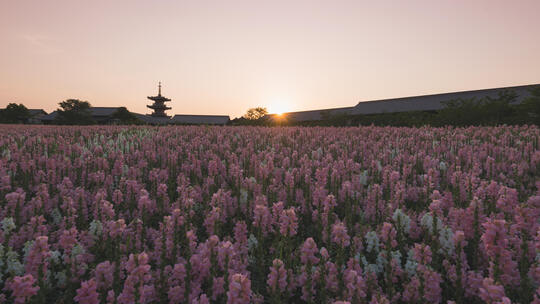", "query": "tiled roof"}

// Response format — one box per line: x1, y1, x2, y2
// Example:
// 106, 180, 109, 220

171, 115, 230, 125
272, 83, 539, 122
132, 114, 172, 125
89, 107, 121, 116
39, 111, 58, 121
28, 109, 47, 116
350, 83, 538, 115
